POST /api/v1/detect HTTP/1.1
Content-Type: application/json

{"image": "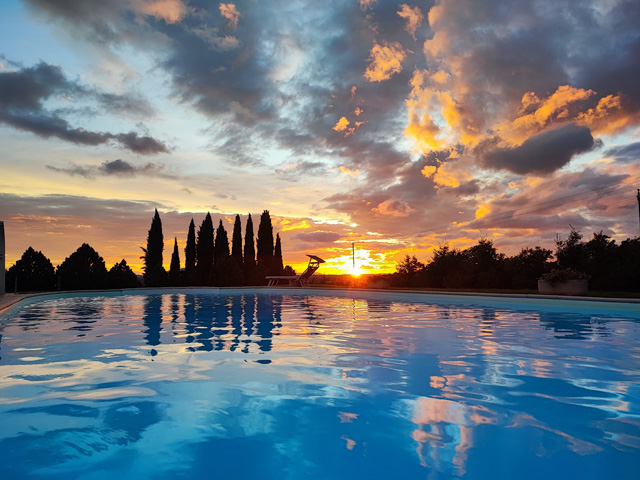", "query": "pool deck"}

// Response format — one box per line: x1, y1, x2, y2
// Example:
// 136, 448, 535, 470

1, 287, 639, 315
